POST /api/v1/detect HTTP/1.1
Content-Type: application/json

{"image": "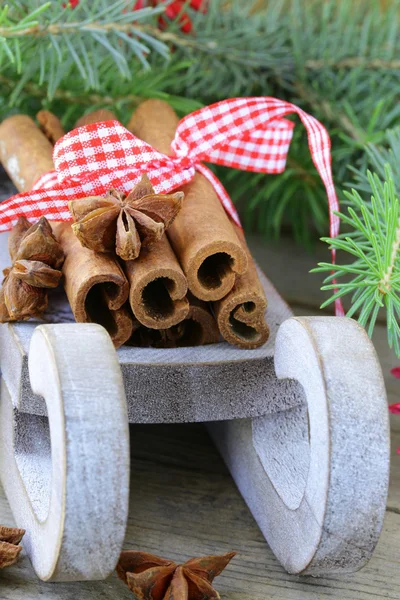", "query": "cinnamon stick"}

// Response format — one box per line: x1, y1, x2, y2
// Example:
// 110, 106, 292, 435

75, 109, 118, 127
129, 293, 219, 347
214, 226, 269, 349
125, 235, 189, 329
184, 293, 220, 345
75, 109, 190, 332
36, 110, 65, 144
53, 222, 133, 347
0, 115, 54, 192
127, 100, 248, 301
0, 114, 133, 347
